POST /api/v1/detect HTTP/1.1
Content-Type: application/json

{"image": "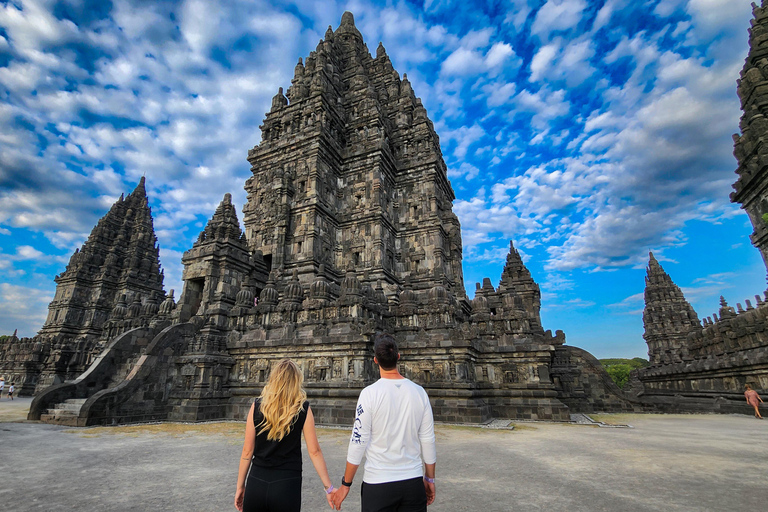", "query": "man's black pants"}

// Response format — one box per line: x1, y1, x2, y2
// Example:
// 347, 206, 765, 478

361, 476, 427, 512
